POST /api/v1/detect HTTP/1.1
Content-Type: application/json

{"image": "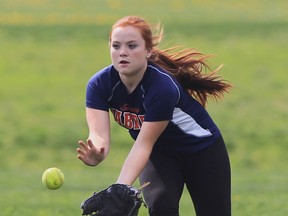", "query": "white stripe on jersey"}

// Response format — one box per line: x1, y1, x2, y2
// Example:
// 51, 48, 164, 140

172, 108, 212, 137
